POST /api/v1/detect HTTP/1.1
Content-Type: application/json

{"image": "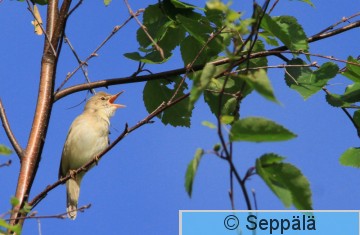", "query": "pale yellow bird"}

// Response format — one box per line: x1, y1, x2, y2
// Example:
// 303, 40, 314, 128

59, 91, 125, 220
